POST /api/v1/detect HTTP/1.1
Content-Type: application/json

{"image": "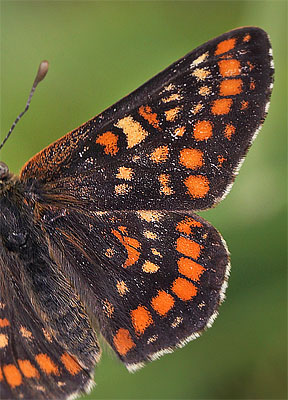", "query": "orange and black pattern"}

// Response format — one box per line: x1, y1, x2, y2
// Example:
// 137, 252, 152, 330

0, 27, 274, 399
